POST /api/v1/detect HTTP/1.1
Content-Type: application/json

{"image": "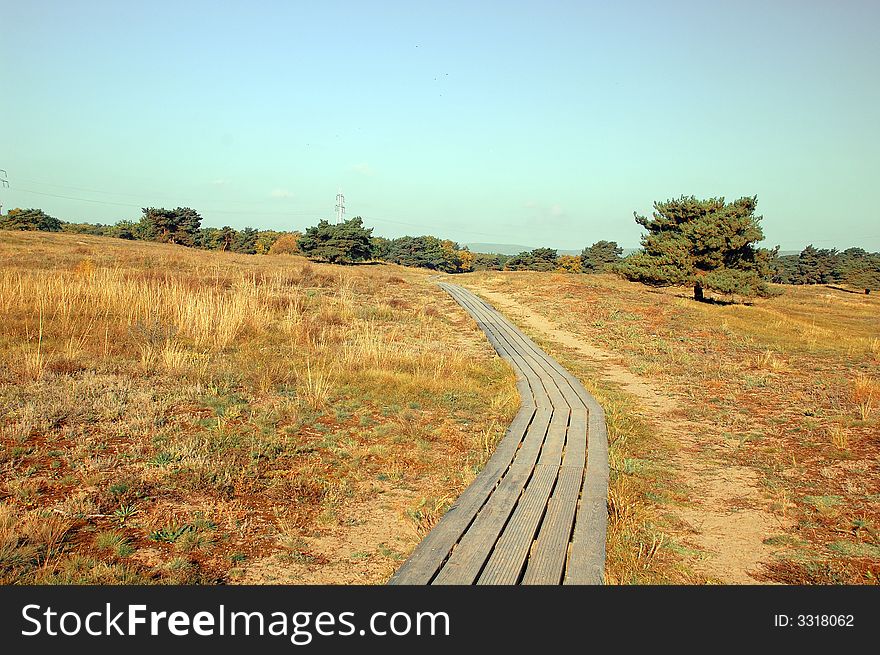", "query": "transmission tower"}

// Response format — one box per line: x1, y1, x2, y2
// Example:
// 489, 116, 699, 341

335, 190, 345, 224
